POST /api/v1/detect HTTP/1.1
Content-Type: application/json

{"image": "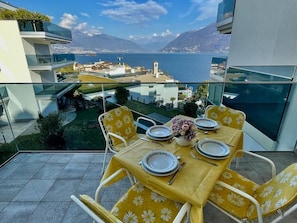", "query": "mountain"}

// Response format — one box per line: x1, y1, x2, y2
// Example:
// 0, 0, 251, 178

52, 23, 230, 54
160, 23, 230, 53
53, 31, 145, 54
